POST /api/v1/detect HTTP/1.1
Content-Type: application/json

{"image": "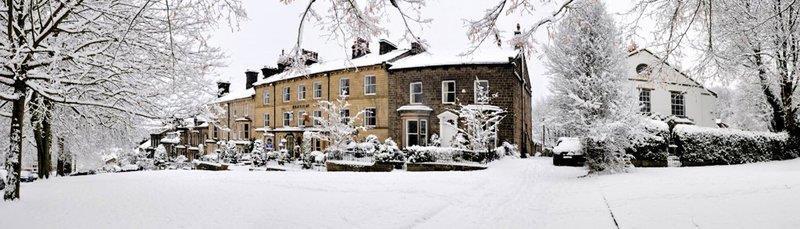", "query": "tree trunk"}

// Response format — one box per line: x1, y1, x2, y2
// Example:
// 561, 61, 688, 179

30, 93, 53, 179
753, 48, 786, 132
4, 82, 27, 201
